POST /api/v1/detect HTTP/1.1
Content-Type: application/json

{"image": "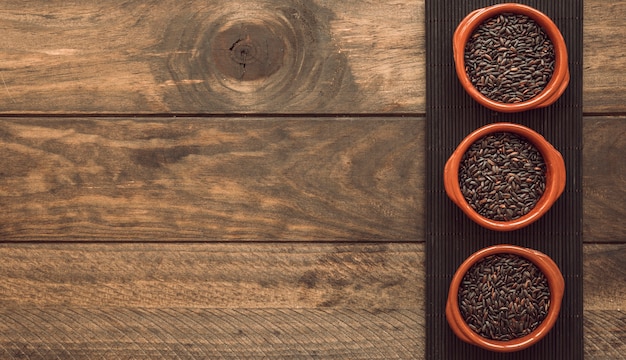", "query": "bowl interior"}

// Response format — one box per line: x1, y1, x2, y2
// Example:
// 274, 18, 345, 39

464, 15, 555, 101
454, 126, 553, 225
447, 245, 564, 352
454, 3, 569, 112
458, 253, 551, 343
